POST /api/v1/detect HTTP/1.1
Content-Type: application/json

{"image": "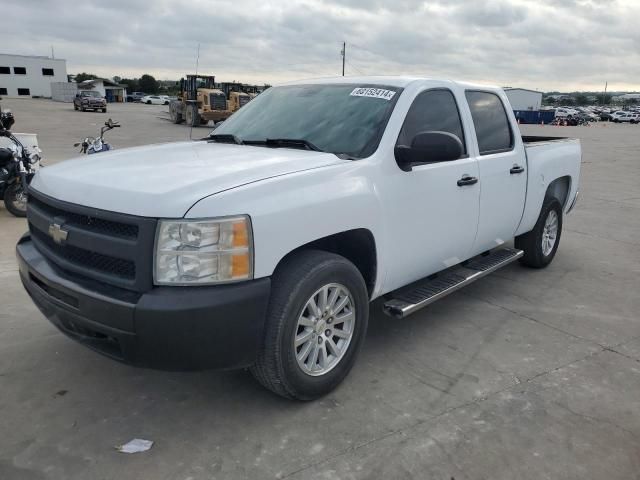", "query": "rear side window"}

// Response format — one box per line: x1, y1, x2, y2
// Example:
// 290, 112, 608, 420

397, 89, 466, 154
465, 91, 513, 155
